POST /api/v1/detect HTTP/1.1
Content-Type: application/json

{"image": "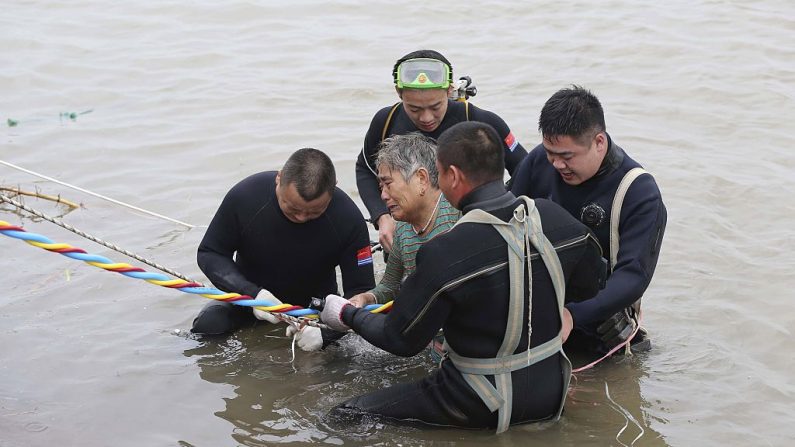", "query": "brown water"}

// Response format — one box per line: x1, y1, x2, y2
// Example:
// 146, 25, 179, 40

2, 1, 794, 445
